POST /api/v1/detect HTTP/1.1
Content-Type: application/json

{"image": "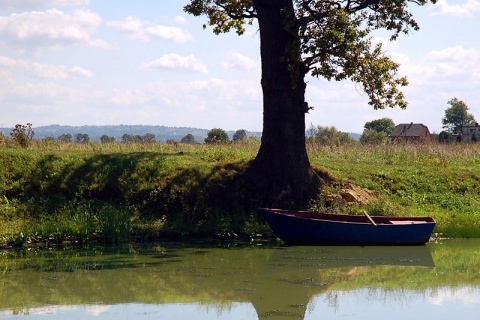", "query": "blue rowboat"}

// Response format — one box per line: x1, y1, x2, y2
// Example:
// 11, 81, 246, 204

259, 208, 436, 245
